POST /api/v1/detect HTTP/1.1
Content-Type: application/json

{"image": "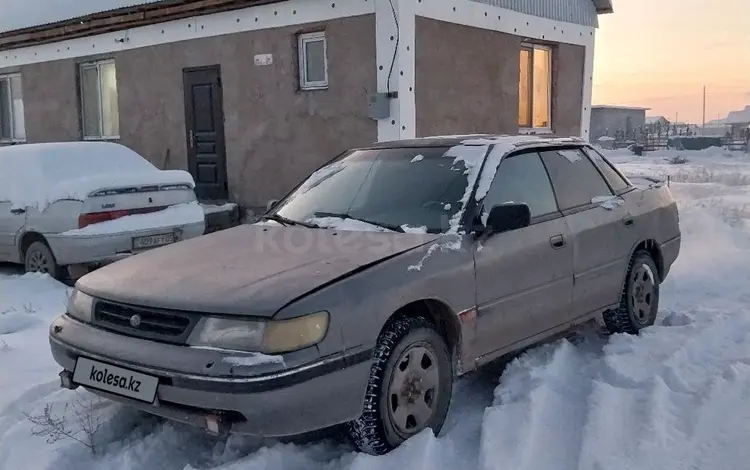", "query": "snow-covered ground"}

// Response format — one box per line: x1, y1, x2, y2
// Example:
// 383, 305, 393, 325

2, 147, 750, 470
